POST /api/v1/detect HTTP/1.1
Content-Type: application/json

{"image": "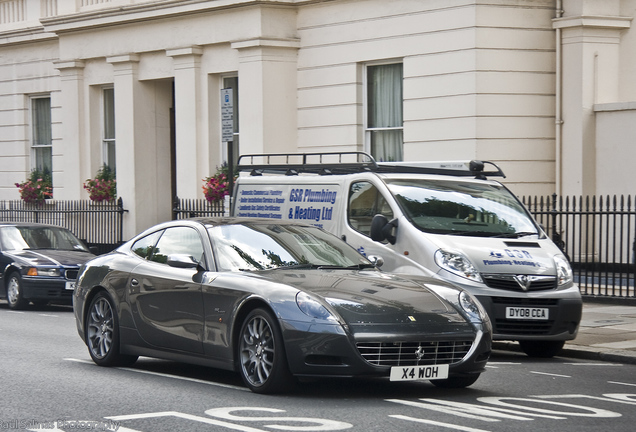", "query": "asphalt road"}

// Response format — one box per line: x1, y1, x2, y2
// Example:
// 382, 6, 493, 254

2, 303, 636, 432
